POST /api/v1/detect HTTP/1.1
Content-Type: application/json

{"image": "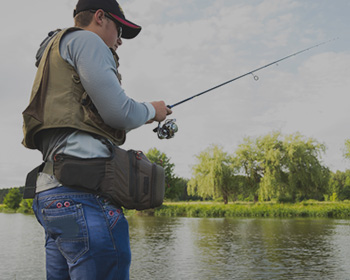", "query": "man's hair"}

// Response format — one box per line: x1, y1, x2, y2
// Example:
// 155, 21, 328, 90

74, 10, 94, 27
